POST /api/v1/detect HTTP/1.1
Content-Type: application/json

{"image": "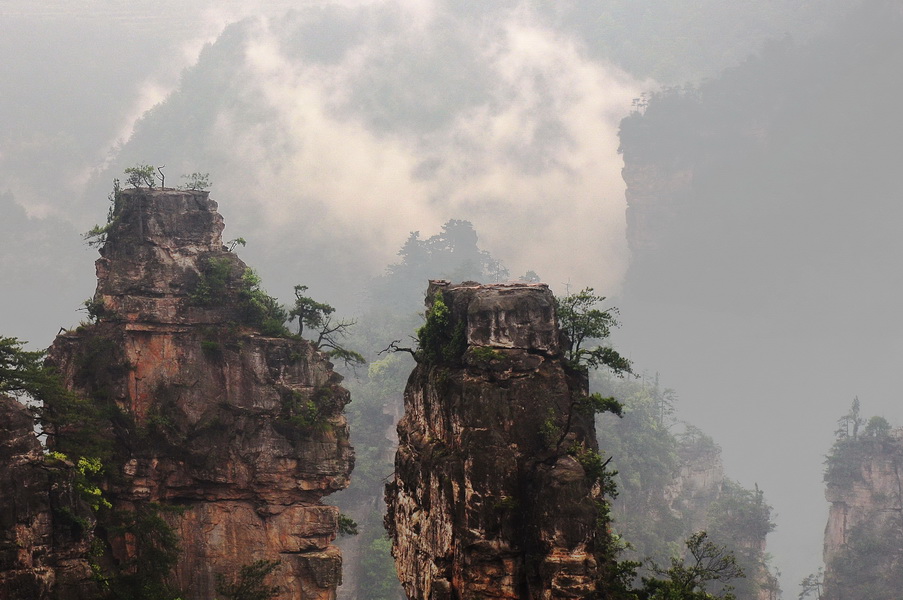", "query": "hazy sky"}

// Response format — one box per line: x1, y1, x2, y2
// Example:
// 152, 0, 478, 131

1, 1, 882, 595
